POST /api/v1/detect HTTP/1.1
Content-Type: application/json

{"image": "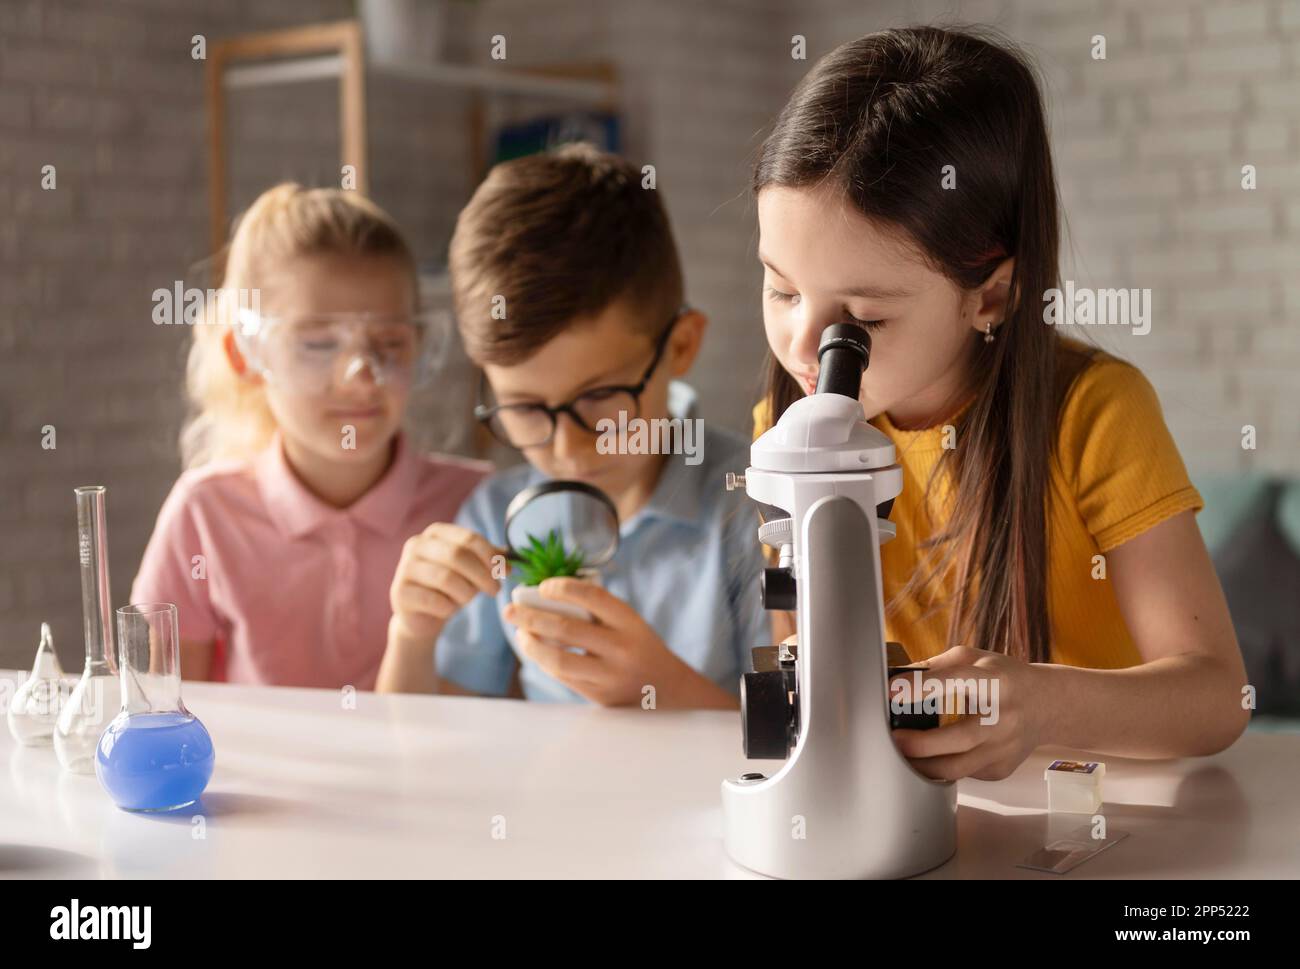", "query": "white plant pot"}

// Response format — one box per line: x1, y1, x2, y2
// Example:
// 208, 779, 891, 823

510, 570, 601, 623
